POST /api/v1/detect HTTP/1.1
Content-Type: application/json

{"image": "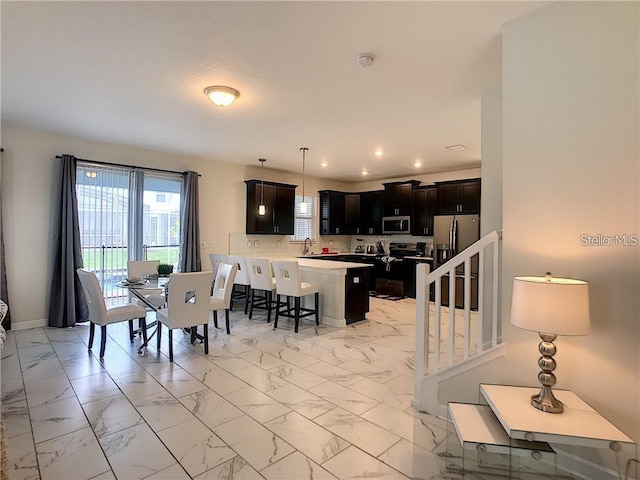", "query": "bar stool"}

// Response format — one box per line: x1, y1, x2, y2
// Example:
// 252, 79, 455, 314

272, 260, 320, 333
247, 258, 276, 323
209, 262, 238, 334
208, 253, 228, 280
228, 255, 251, 314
